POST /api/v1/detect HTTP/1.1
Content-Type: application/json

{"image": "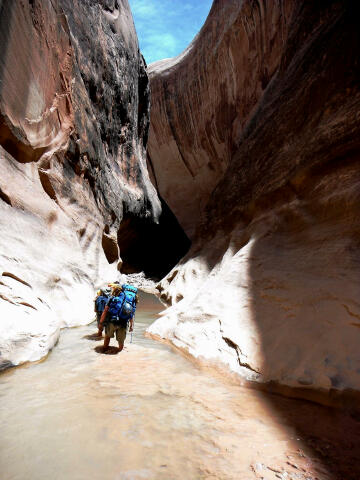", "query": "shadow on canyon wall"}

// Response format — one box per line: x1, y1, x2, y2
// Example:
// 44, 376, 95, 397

246, 190, 360, 479
118, 196, 191, 279
192, 1, 360, 478
242, 3, 360, 478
